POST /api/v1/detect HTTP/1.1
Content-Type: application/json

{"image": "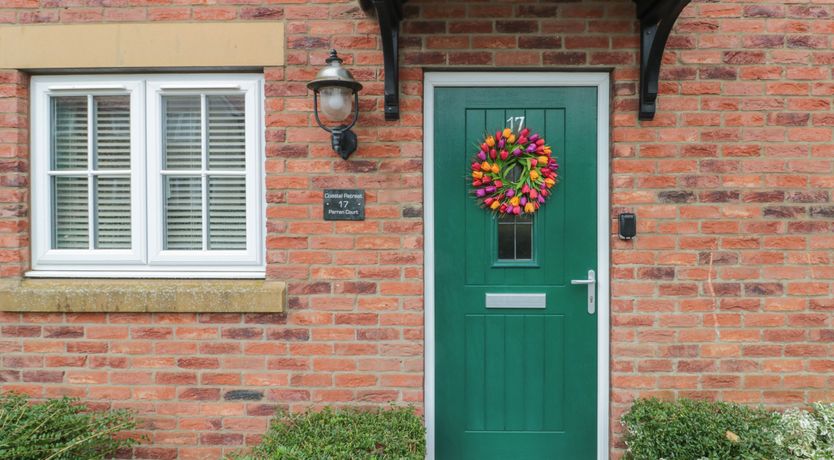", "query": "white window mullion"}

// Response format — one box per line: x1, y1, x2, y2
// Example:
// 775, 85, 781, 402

86, 94, 95, 250
200, 93, 209, 251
